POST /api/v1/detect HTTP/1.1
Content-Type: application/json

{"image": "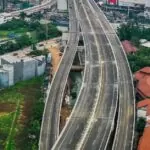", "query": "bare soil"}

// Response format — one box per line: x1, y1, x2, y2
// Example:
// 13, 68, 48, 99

0, 103, 16, 113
